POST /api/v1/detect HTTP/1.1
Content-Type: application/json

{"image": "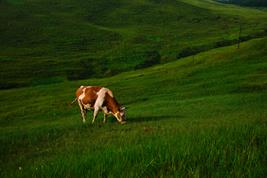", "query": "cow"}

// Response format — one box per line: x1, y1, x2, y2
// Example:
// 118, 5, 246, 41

73, 86, 126, 124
